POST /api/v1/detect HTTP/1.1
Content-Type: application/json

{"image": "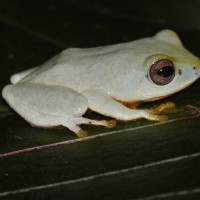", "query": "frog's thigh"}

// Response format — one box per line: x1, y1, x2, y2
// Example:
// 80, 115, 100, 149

82, 89, 167, 121
3, 83, 88, 125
